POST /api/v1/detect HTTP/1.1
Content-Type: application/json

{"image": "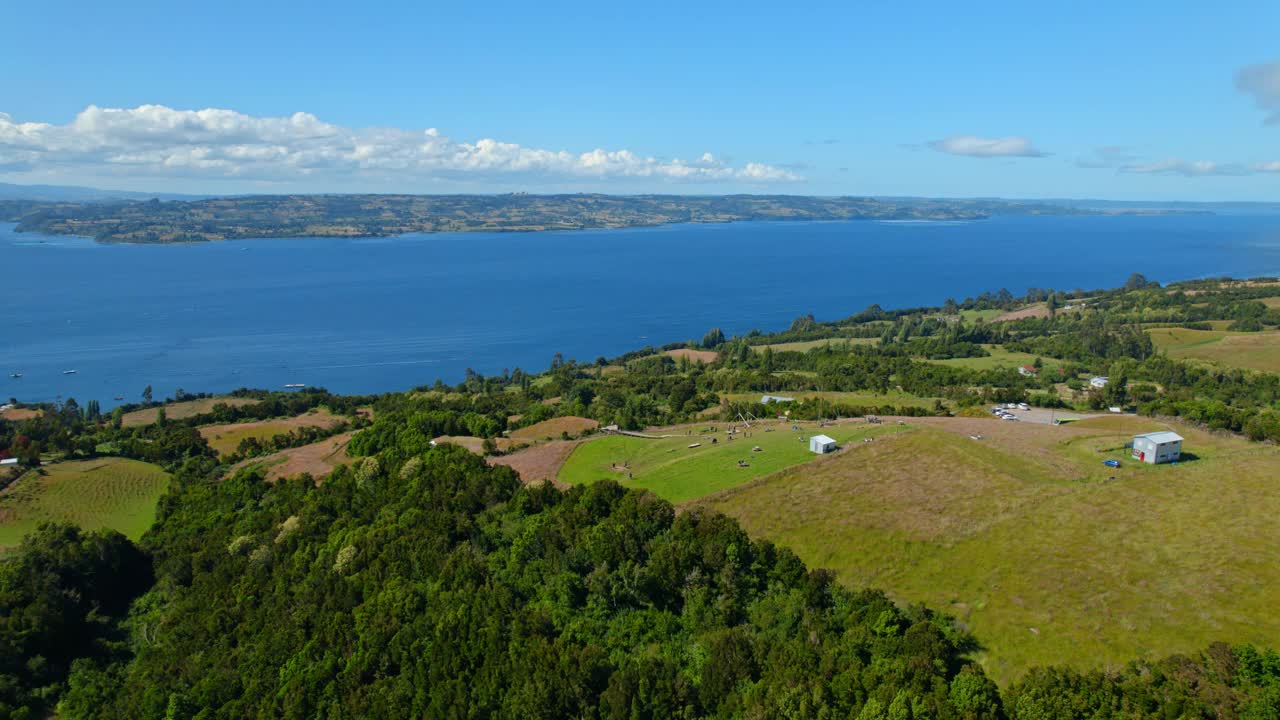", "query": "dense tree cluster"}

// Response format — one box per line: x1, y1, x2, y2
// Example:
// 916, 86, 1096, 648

0, 525, 152, 719
44, 447, 1000, 718
0, 389, 366, 473
1005, 644, 1280, 719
